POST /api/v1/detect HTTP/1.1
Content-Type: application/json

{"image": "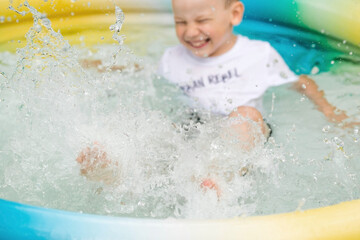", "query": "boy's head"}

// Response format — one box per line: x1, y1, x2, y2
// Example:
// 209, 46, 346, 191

172, 0, 244, 58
